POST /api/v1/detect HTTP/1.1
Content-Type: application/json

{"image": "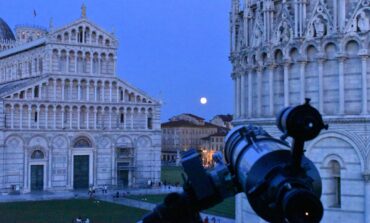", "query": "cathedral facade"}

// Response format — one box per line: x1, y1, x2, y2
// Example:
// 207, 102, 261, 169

230, 0, 370, 222
0, 7, 161, 193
